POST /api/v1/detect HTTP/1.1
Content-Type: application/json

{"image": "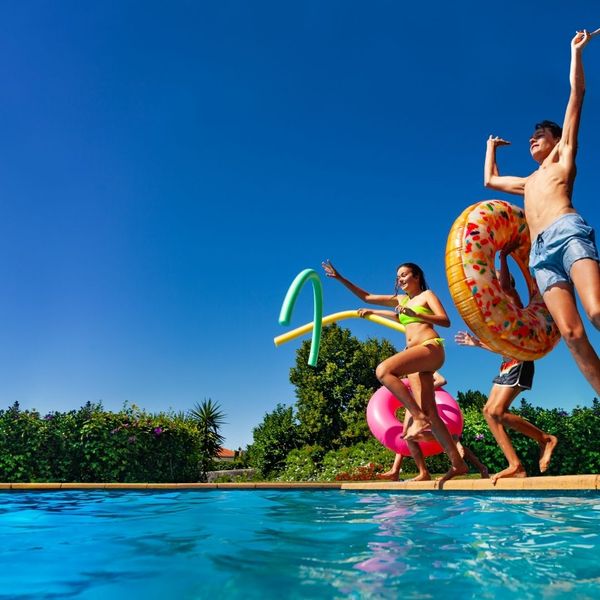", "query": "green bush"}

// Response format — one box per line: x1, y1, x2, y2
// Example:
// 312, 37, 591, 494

0, 401, 205, 483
